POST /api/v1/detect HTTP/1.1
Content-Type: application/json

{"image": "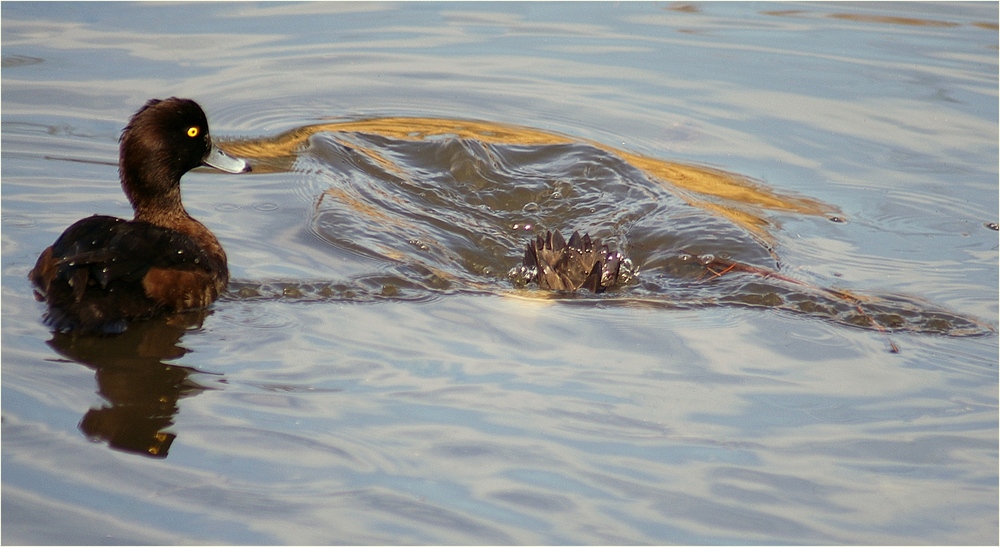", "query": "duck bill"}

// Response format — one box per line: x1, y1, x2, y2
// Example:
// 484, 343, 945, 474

203, 140, 251, 173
